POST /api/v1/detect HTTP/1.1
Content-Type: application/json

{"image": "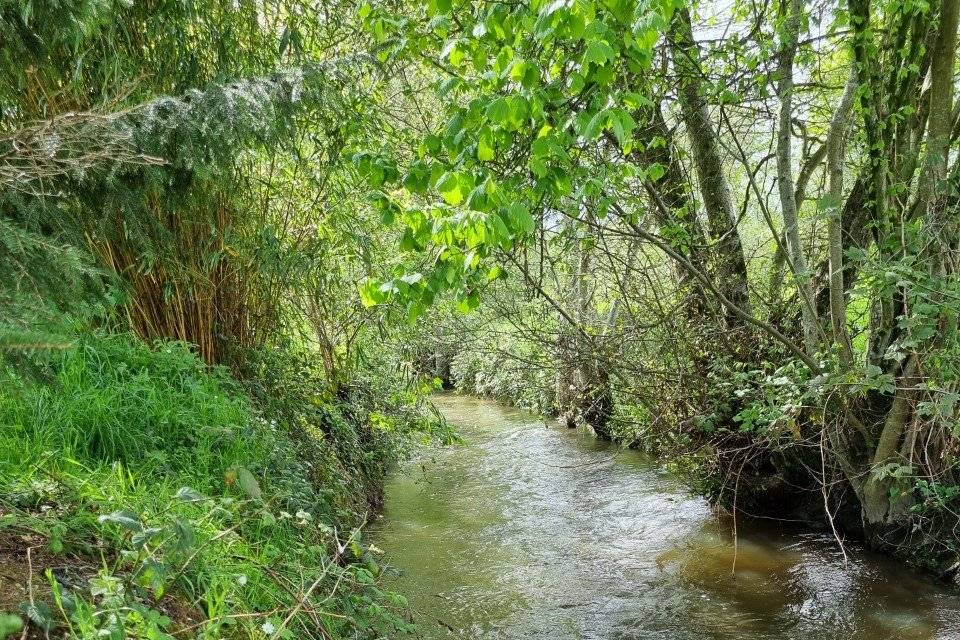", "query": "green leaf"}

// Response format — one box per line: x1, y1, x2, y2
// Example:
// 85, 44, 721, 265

132, 527, 164, 549
623, 91, 653, 109
487, 213, 512, 248
584, 40, 616, 66
509, 59, 529, 81
0, 614, 23, 638
647, 162, 665, 182
436, 172, 465, 205
18, 602, 54, 632
610, 109, 635, 148
581, 109, 608, 140
429, 0, 452, 14
457, 291, 480, 313
98, 510, 143, 532
174, 486, 204, 502
506, 203, 535, 235
234, 466, 262, 501
359, 279, 387, 307
485, 97, 510, 124
477, 132, 495, 162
